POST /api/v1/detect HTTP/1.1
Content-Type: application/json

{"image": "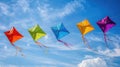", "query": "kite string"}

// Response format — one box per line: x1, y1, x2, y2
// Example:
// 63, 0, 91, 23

58, 40, 71, 48
16, 46, 24, 56
35, 41, 48, 48
35, 41, 49, 53
104, 34, 120, 47
106, 34, 120, 43
12, 44, 24, 56
104, 33, 109, 48
82, 35, 91, 49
